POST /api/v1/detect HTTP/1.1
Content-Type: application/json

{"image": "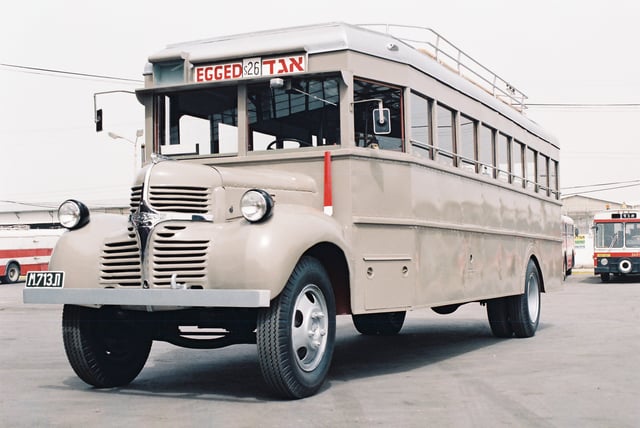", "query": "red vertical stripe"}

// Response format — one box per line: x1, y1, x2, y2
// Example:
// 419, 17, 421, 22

324, 151, 333, 215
